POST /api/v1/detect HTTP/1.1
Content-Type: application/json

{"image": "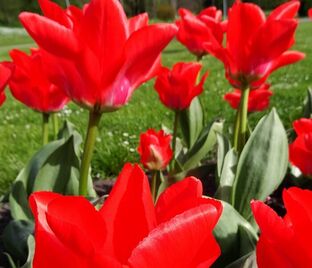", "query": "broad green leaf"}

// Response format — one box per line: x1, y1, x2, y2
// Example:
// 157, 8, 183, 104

217, 133, 231, 178
21, 235, 35, 268
213, 202, 258, 268
232, 109, 288, 221
2, 220, 34, 264
179, 97, 203, 148
215, 149, 238, 203
181, 120, 223, 171
9, 121, 96, 221
224, 252, 257, 268
303, 88, 312, 118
